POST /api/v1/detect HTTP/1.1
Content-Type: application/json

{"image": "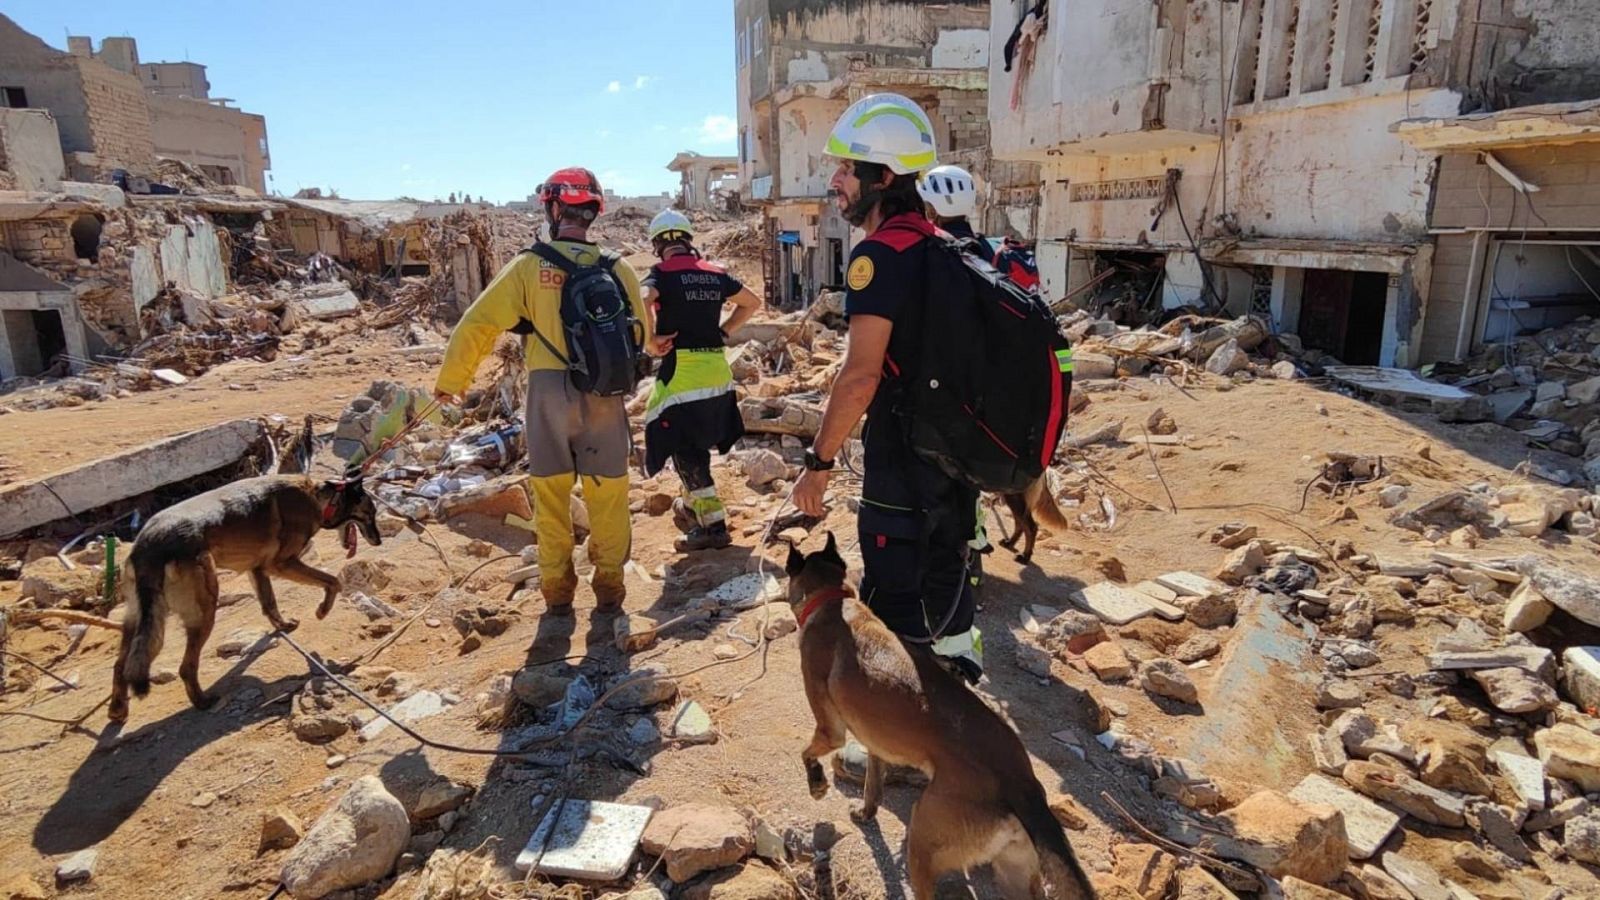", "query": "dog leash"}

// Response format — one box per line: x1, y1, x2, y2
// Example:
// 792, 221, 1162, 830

357, 396, 443, 475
